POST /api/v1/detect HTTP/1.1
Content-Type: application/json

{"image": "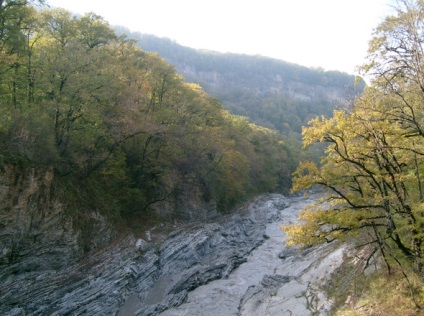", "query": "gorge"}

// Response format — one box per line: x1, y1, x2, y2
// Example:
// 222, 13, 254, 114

1, 185, 360, 315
